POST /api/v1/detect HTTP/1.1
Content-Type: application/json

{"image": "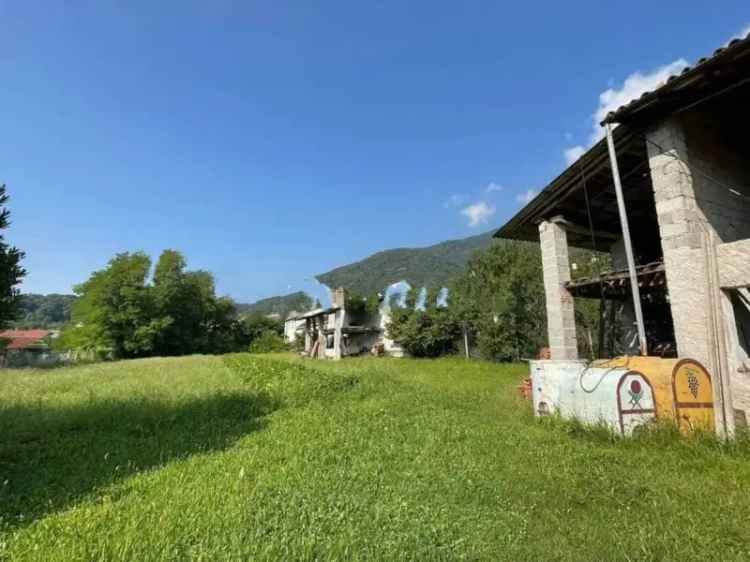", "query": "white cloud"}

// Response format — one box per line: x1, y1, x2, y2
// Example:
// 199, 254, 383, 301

484, 182, 503, 194
564, 146, 586, 165
515, 189, 538, 205
461, 202, 496, 227
562, 23, 750, 166
562, 58, 688, 164
443, 194, 466, 208
731, 24, 750, 42
591, 59, 688, 142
